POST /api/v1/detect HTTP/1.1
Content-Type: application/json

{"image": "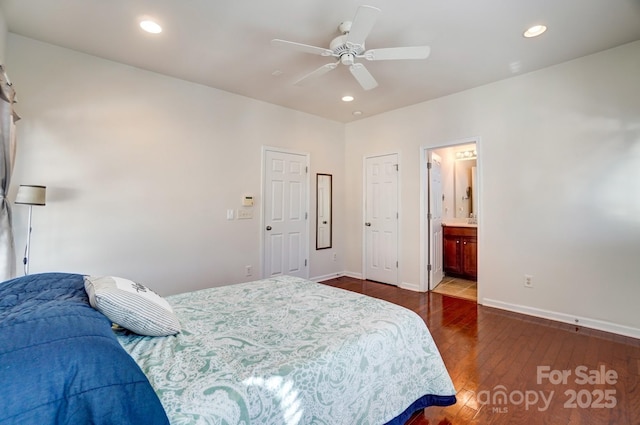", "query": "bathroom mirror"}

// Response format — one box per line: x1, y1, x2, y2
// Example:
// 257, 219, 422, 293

454, 158, 477, 219
316, 173, 332, 250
